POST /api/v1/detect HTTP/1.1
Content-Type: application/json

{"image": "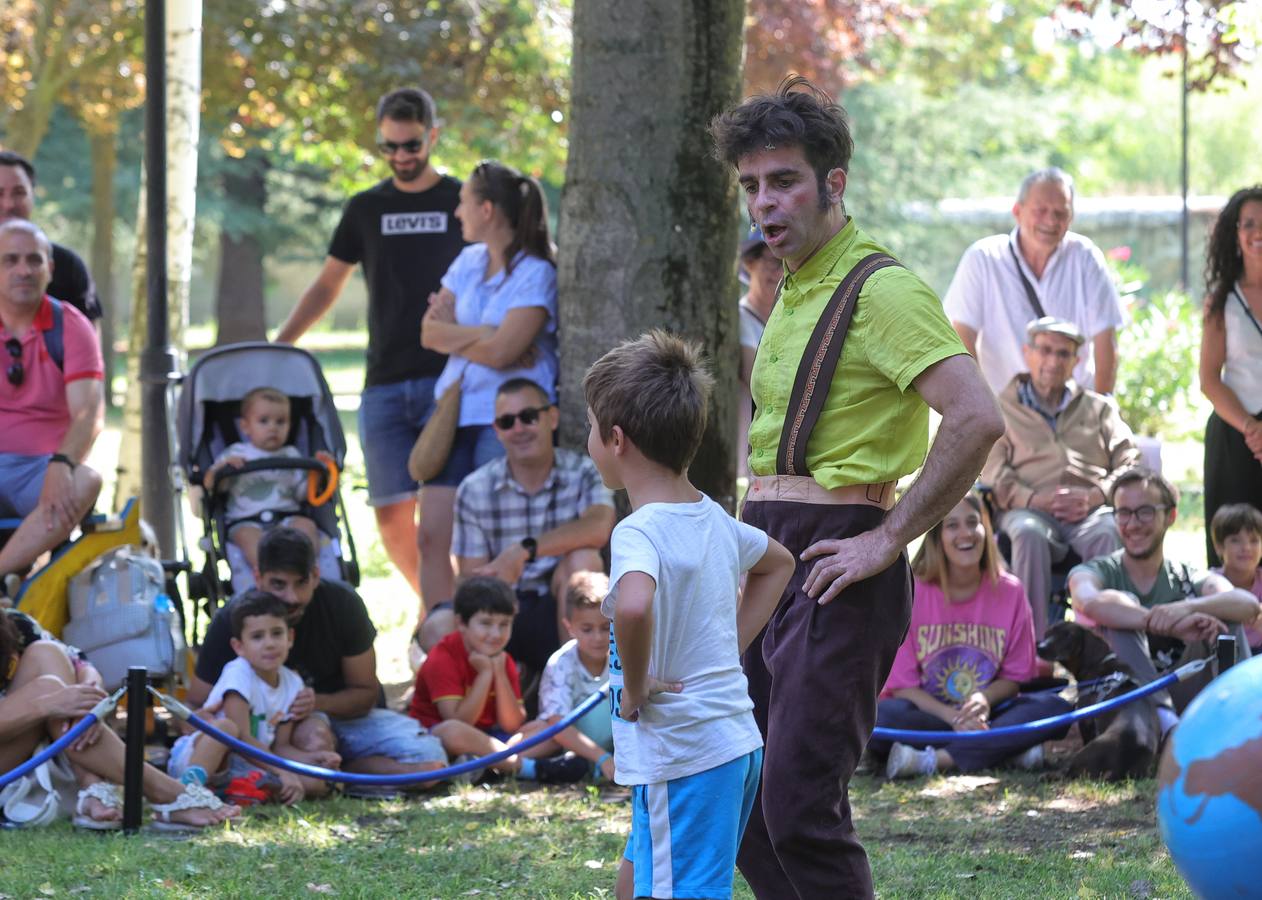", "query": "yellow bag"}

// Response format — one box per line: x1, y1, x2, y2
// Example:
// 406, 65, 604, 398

16, 497, 143, 637
407, 381, 462, 483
